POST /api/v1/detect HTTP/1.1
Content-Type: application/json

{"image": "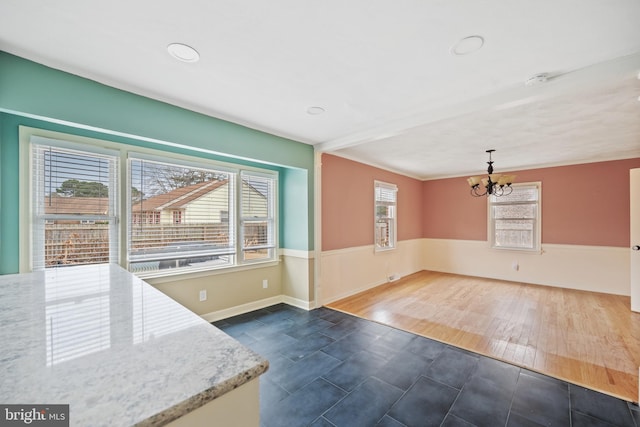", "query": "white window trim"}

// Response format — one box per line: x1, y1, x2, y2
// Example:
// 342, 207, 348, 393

374, 180, 398, 253
19, 126, 279, 276
487, 181, 542, 253
20, 133, 122, 272
239, 170, 278, 264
